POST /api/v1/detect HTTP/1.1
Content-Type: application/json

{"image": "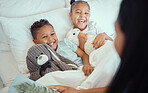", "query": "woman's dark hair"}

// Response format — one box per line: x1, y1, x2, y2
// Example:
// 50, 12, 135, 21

70, 0, 90, 12
30, 19, 53, 39
107, 0, 148, 93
